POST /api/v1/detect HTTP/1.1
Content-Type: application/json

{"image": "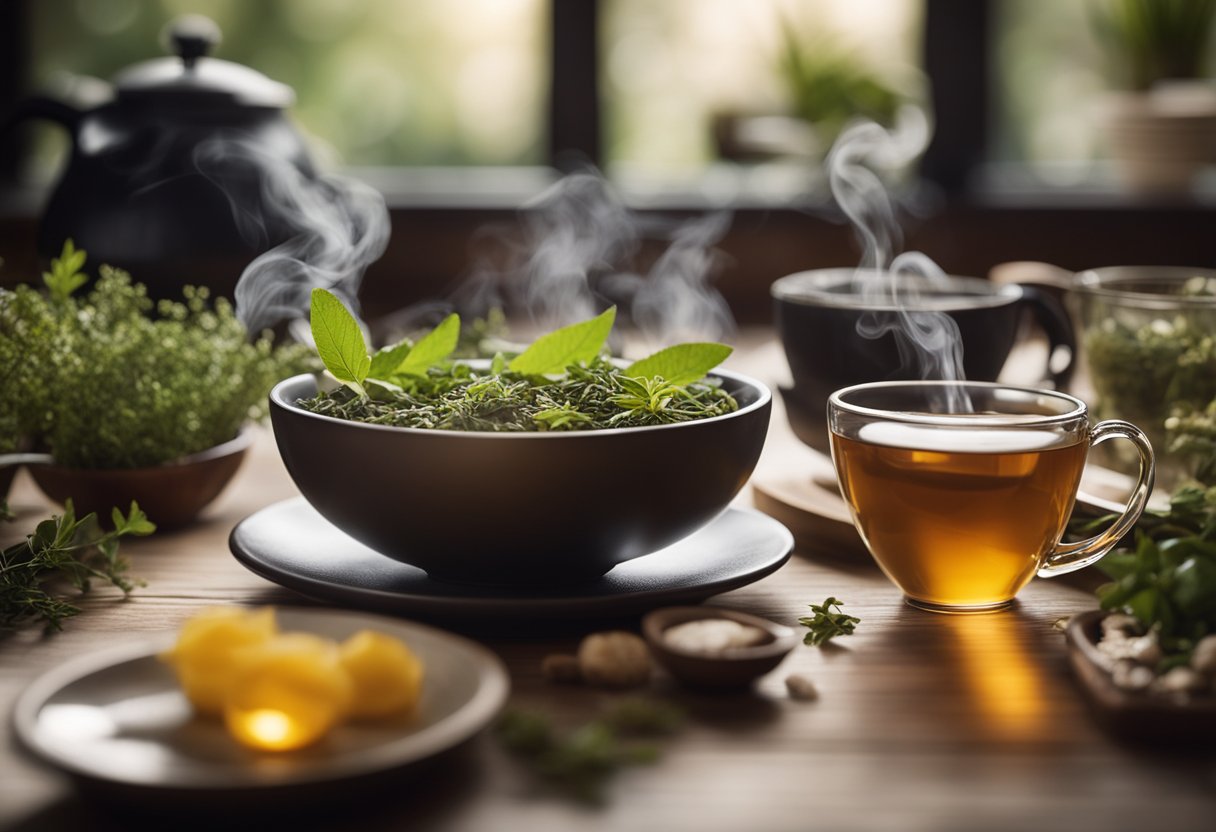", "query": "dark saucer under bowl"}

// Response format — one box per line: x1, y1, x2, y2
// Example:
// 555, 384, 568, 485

229, 498, 794, 619
269, 368, 772, 586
